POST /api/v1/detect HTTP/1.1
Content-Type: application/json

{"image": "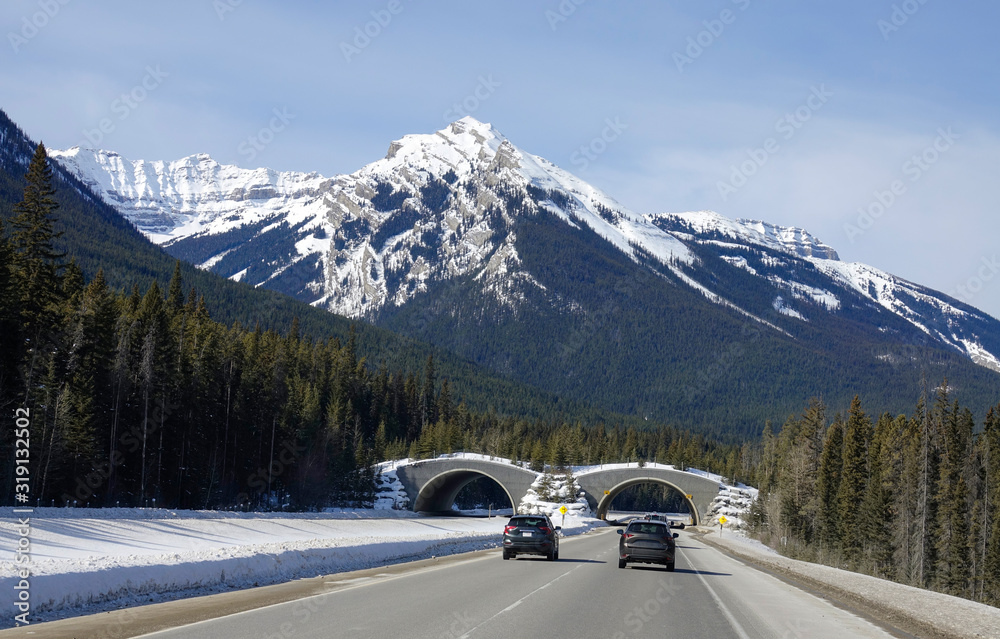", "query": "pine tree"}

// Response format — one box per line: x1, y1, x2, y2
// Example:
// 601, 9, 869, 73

892, 405, 923, 585
816, 413, 844, 549
529, 439, 545, 472
838, 396, 872, 559
983, 405, 1000, 604
775, 400, 826, 545
0, 217, 19, 405
861, 412, 896, 578
915, 385, 941, 588
166, 260, 185, 316
561, 468, 581, 505
934, 398, 973, 595
421, 355, 437, 429
8, 142, 65, 398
